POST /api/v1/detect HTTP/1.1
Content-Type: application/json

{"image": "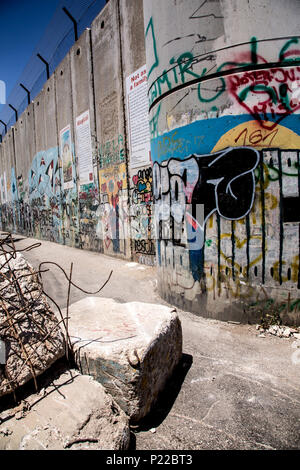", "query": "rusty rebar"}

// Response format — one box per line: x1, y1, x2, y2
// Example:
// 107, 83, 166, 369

0, 232, 112, 400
